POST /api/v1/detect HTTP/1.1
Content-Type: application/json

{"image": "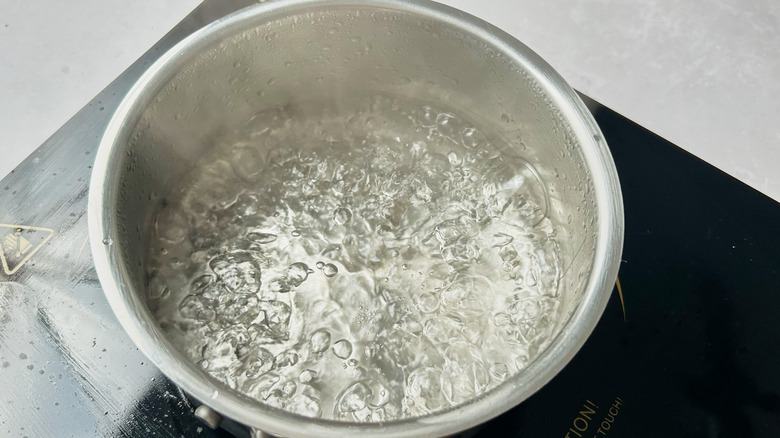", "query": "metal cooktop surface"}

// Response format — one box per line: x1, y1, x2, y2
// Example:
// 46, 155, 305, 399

2, 1, 779, 437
